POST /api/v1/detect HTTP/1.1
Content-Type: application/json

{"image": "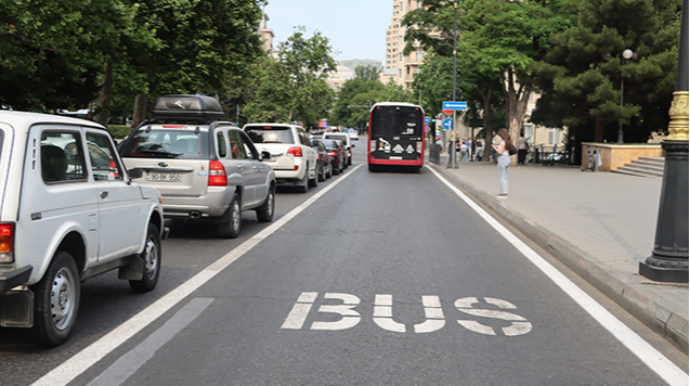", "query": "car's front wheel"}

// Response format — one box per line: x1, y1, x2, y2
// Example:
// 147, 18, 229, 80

129, 223, 161, 292
33, 251, 80, 347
